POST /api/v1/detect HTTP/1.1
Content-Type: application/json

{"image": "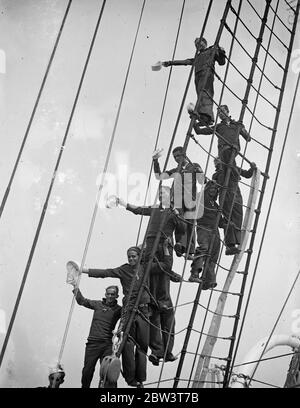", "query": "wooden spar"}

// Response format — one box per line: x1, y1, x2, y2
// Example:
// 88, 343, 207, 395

192, 168, 261, 388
